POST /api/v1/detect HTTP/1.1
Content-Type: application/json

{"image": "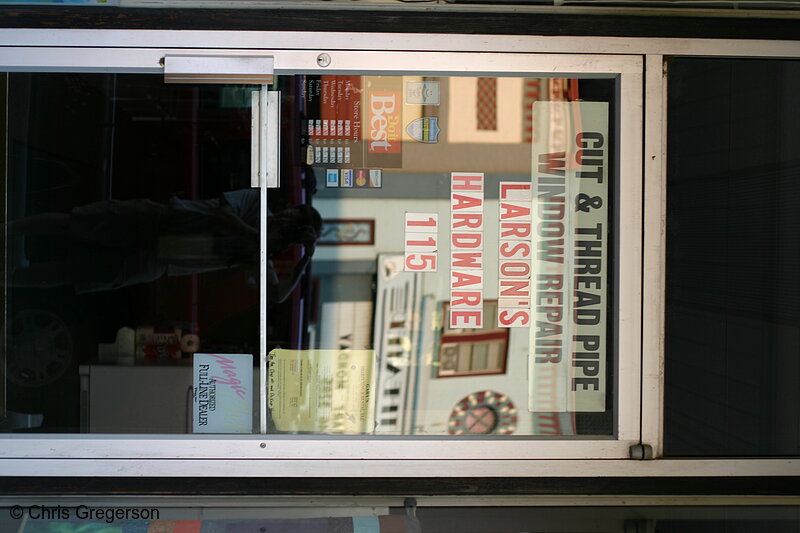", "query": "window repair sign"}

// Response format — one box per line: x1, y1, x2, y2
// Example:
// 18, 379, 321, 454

529, 101, 608, 414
